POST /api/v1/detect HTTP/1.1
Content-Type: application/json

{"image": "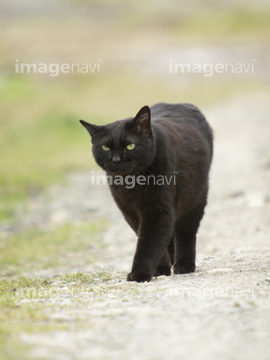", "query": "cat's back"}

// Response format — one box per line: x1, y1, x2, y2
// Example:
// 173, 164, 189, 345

151, 102, 209, 130
151, 102, 205, 123
151, 102, 213, 155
